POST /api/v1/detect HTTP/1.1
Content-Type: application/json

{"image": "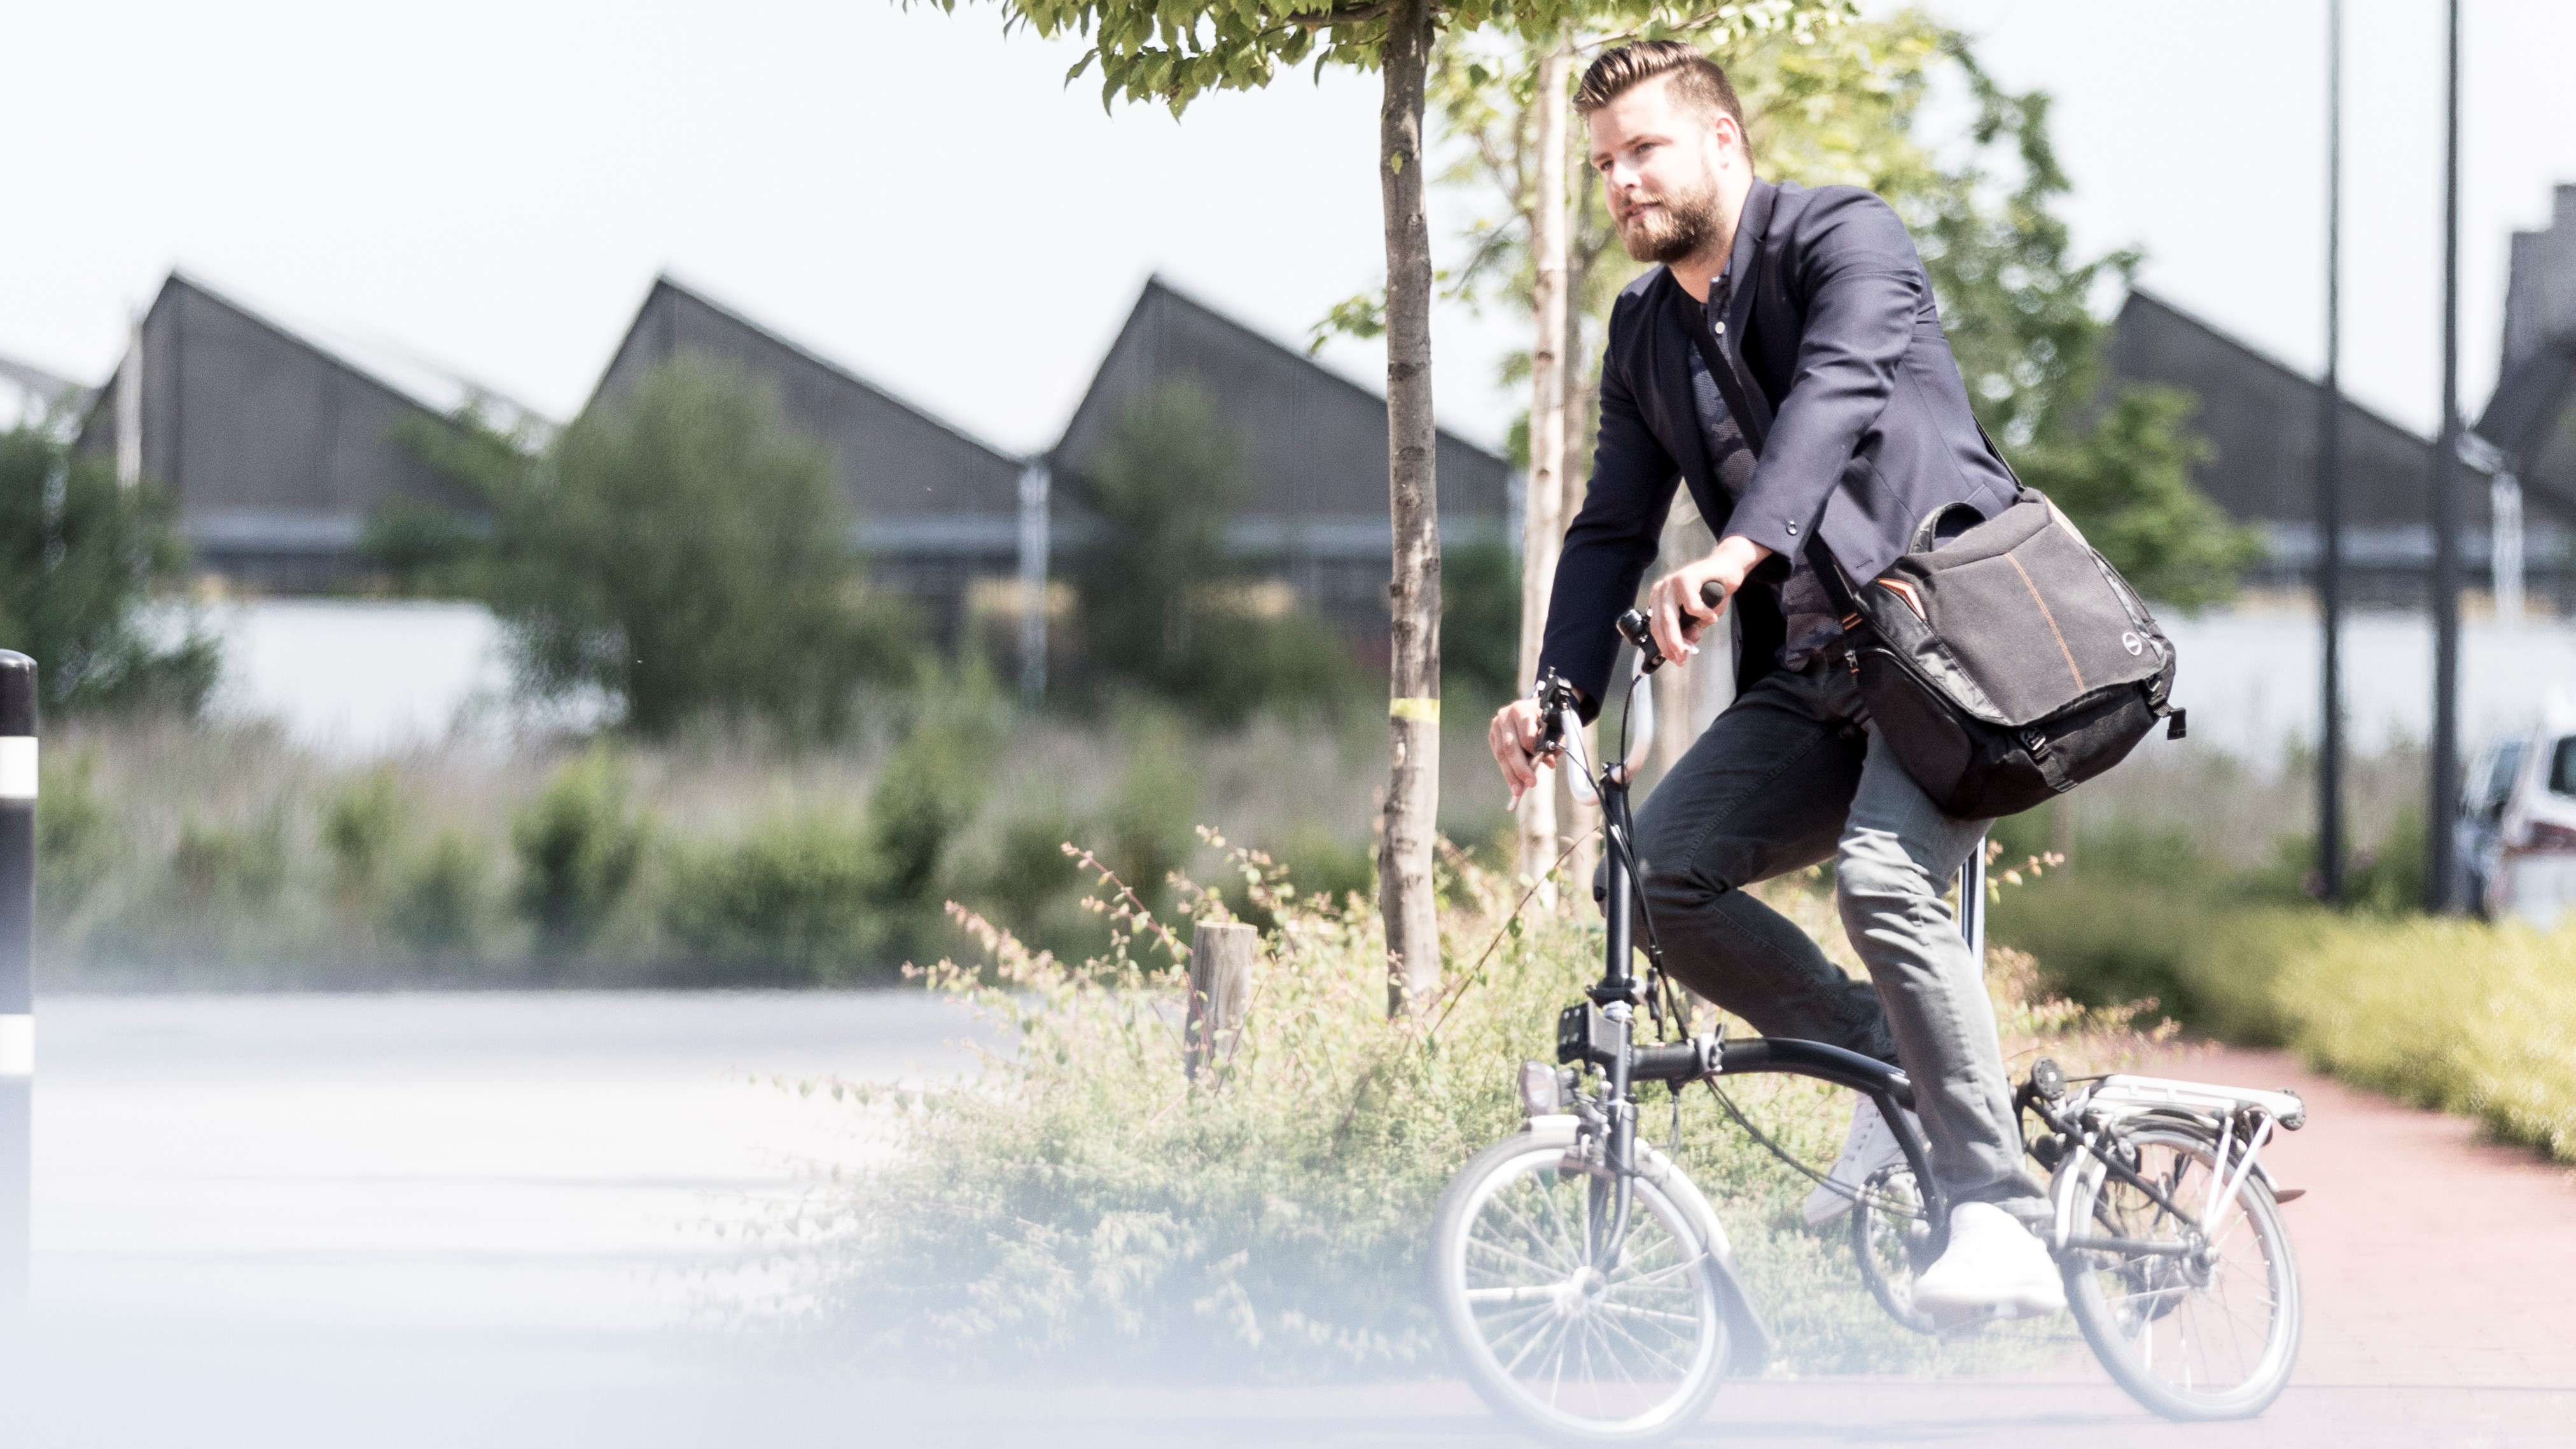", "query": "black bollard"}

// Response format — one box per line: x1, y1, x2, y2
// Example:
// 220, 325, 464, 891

0, 650, 32, 1321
